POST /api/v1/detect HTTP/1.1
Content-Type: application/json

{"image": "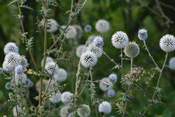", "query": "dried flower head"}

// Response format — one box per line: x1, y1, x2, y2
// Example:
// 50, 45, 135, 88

49, 91, 62, 103
47, 19, 58, 33
98, 101, 112, 114
107, 89, 115, 97
95, 19, 110, 33
21, 56, 29, 68
124, 42, 140, 58
60, 104, 74, 117
99, 78, 113, 91
54, 68, 68, 82
41, 56, 54, 67
15, 65, 23, 74
14, 73, 28, 85
45, 62, 59, 75
84, 24, 92, 32
138, 28, 148, 40
93, 36, 104, 47
87, 35, 96, 45
77, 104, 91, 117
65, 26, 77, 39
169, 57, 175, 70
74, 25, 83, 38
61, 91, 73, 104
76, 45, 87, 58
4, 42, 19, 55
87, 43, 103, 58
